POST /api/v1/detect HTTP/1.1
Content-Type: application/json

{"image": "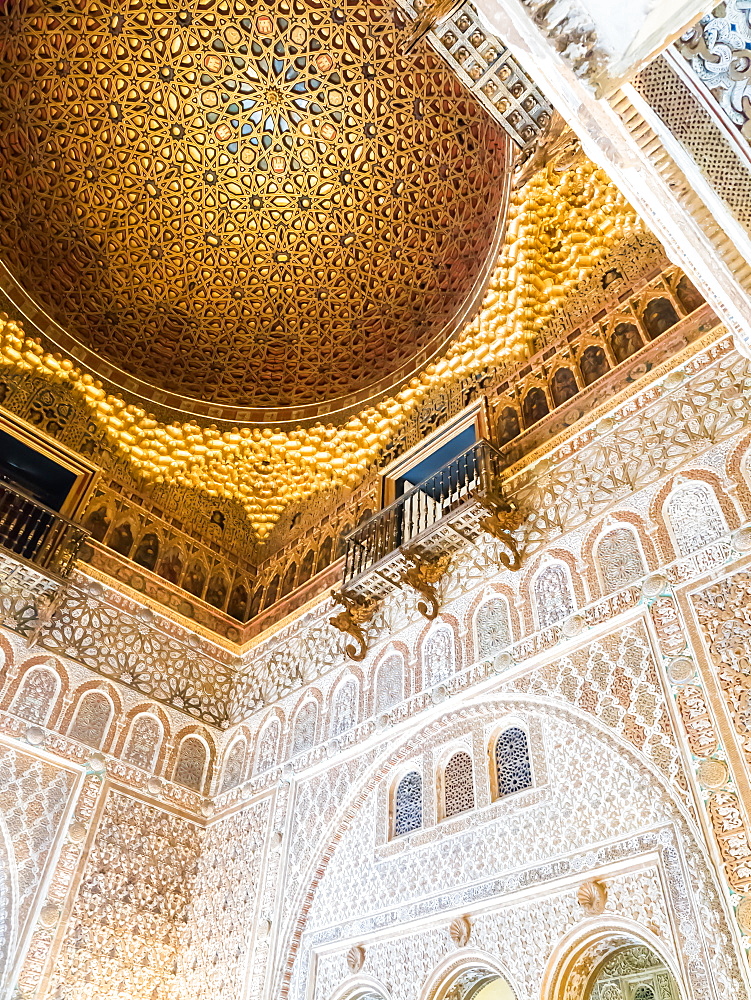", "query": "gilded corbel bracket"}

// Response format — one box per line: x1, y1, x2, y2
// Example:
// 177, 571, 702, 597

399, 551, 451, 620
478, 482, 526, 572
329, 590, 379, 662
